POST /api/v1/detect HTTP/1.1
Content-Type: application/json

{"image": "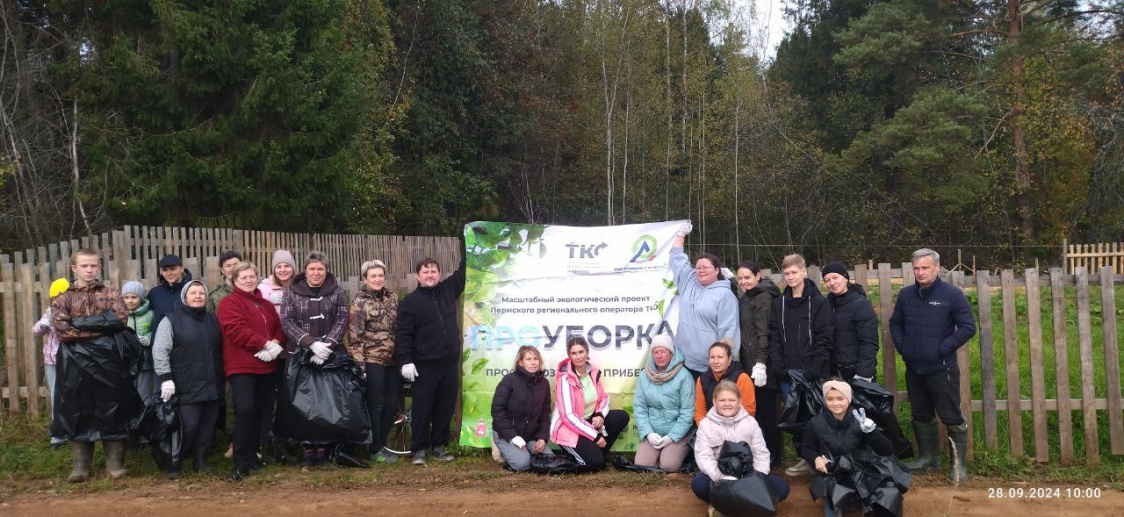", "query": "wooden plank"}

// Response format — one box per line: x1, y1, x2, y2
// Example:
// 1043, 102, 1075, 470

1025, 269, 1048, 462
1075, 267, 1099, 464
3, 260, 20, 415
19, 262, 38, 418
1100, 266, 1124, 454
1050, 268, 1074, 464
976, 270, 998, 448
969, 398, 1110, 411
1001, 269, 1023, 456
876, 263, 897, 408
